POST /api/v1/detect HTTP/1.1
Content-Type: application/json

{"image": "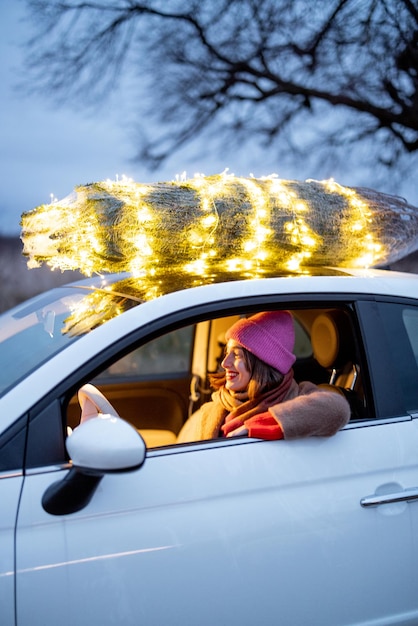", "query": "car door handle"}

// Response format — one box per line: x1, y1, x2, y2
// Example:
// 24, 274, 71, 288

360, 487, 418, 508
